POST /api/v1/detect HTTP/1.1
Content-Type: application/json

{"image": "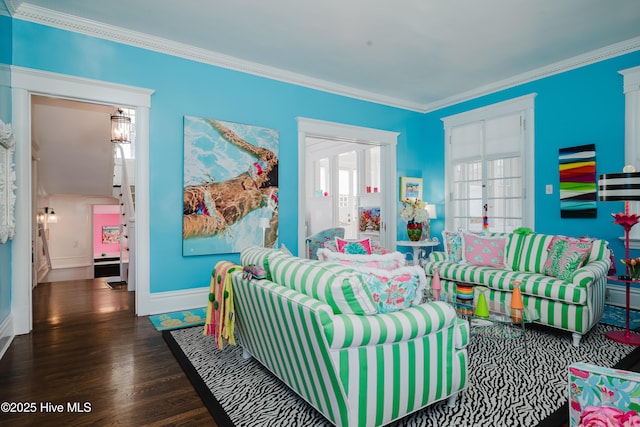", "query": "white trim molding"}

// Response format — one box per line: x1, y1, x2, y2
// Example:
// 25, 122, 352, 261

606, 282, 640, 311
10, 66, 154, 335
620, 65, 640, 246
147, 287, 210, 316
297, 118, 398, 257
